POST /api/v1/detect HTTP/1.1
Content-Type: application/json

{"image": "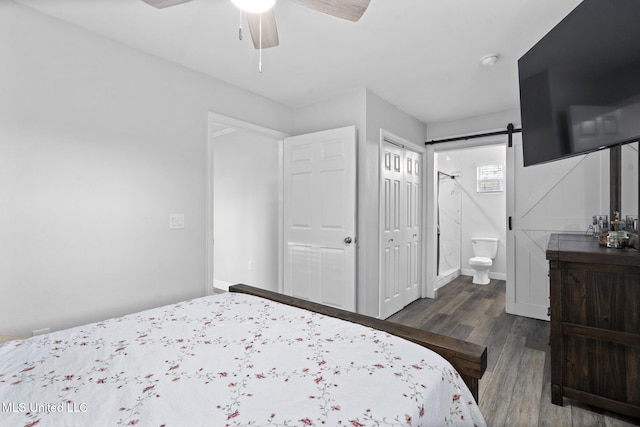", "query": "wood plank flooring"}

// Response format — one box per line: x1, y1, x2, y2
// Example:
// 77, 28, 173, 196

387, 276, 639, 427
